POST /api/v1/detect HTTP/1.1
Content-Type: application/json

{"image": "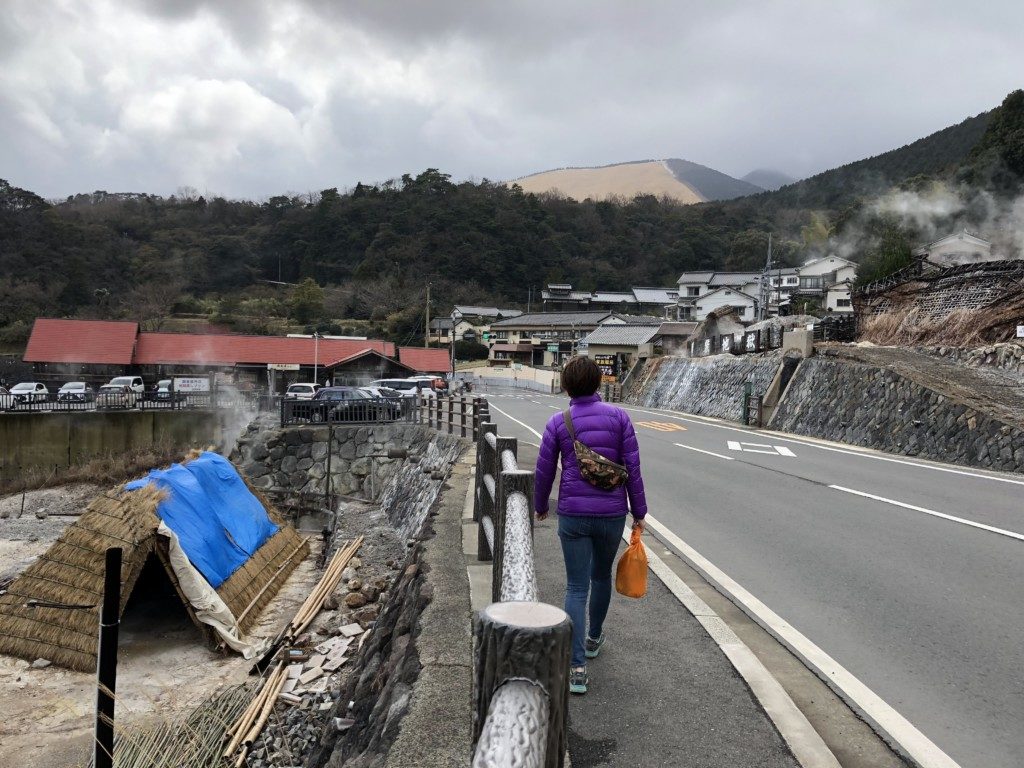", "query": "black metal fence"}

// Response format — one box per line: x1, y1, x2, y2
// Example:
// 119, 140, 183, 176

685, 316, 861, 358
